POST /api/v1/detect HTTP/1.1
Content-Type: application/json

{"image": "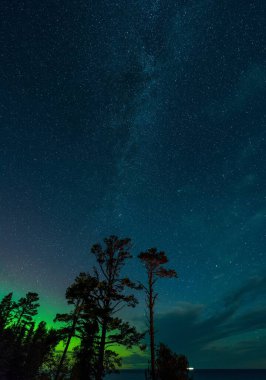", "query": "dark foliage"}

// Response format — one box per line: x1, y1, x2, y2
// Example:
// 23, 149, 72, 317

52, 236, 144, 380
0, 236, 184, 380
71, 320, 99, 380
156, 343, 190, 380
0, 292, 60, 380
13, 292, 40, 330
0, 293, 14, 330
54, 273, 99, 380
